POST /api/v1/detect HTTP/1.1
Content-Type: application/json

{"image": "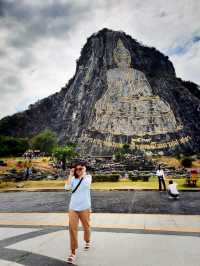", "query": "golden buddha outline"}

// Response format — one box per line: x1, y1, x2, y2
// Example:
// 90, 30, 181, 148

88, 39, 182, 136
